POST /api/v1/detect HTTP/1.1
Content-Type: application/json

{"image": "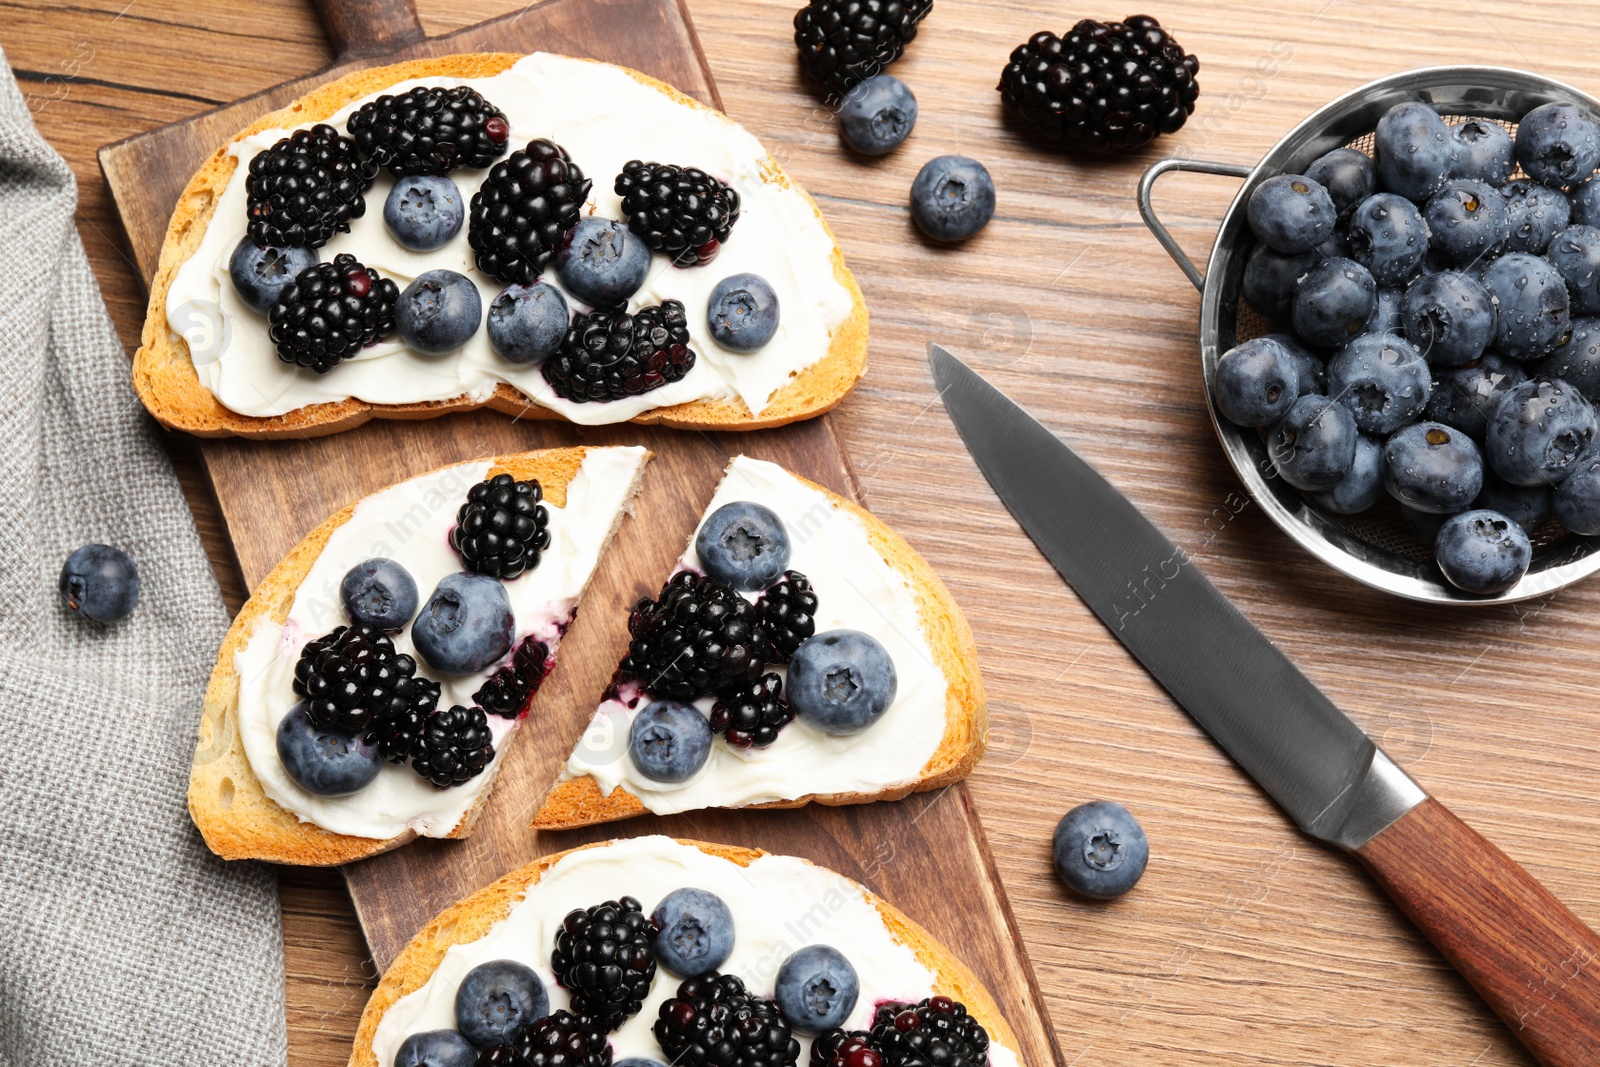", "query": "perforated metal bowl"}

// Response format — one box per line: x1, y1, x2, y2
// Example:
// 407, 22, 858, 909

1139, 66, 1600, 605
